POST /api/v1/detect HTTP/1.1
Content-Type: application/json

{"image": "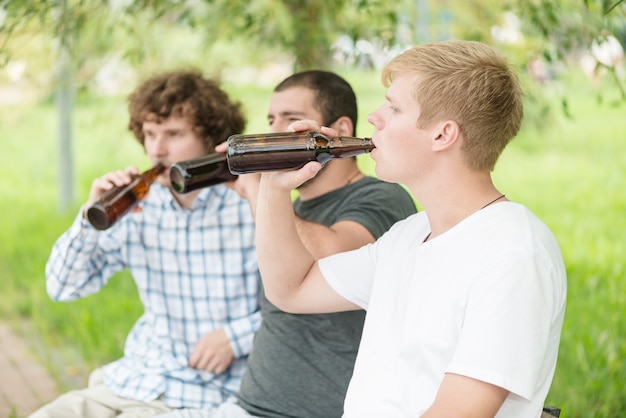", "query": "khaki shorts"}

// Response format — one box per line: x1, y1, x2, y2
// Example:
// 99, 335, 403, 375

28, 369, 172, 418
